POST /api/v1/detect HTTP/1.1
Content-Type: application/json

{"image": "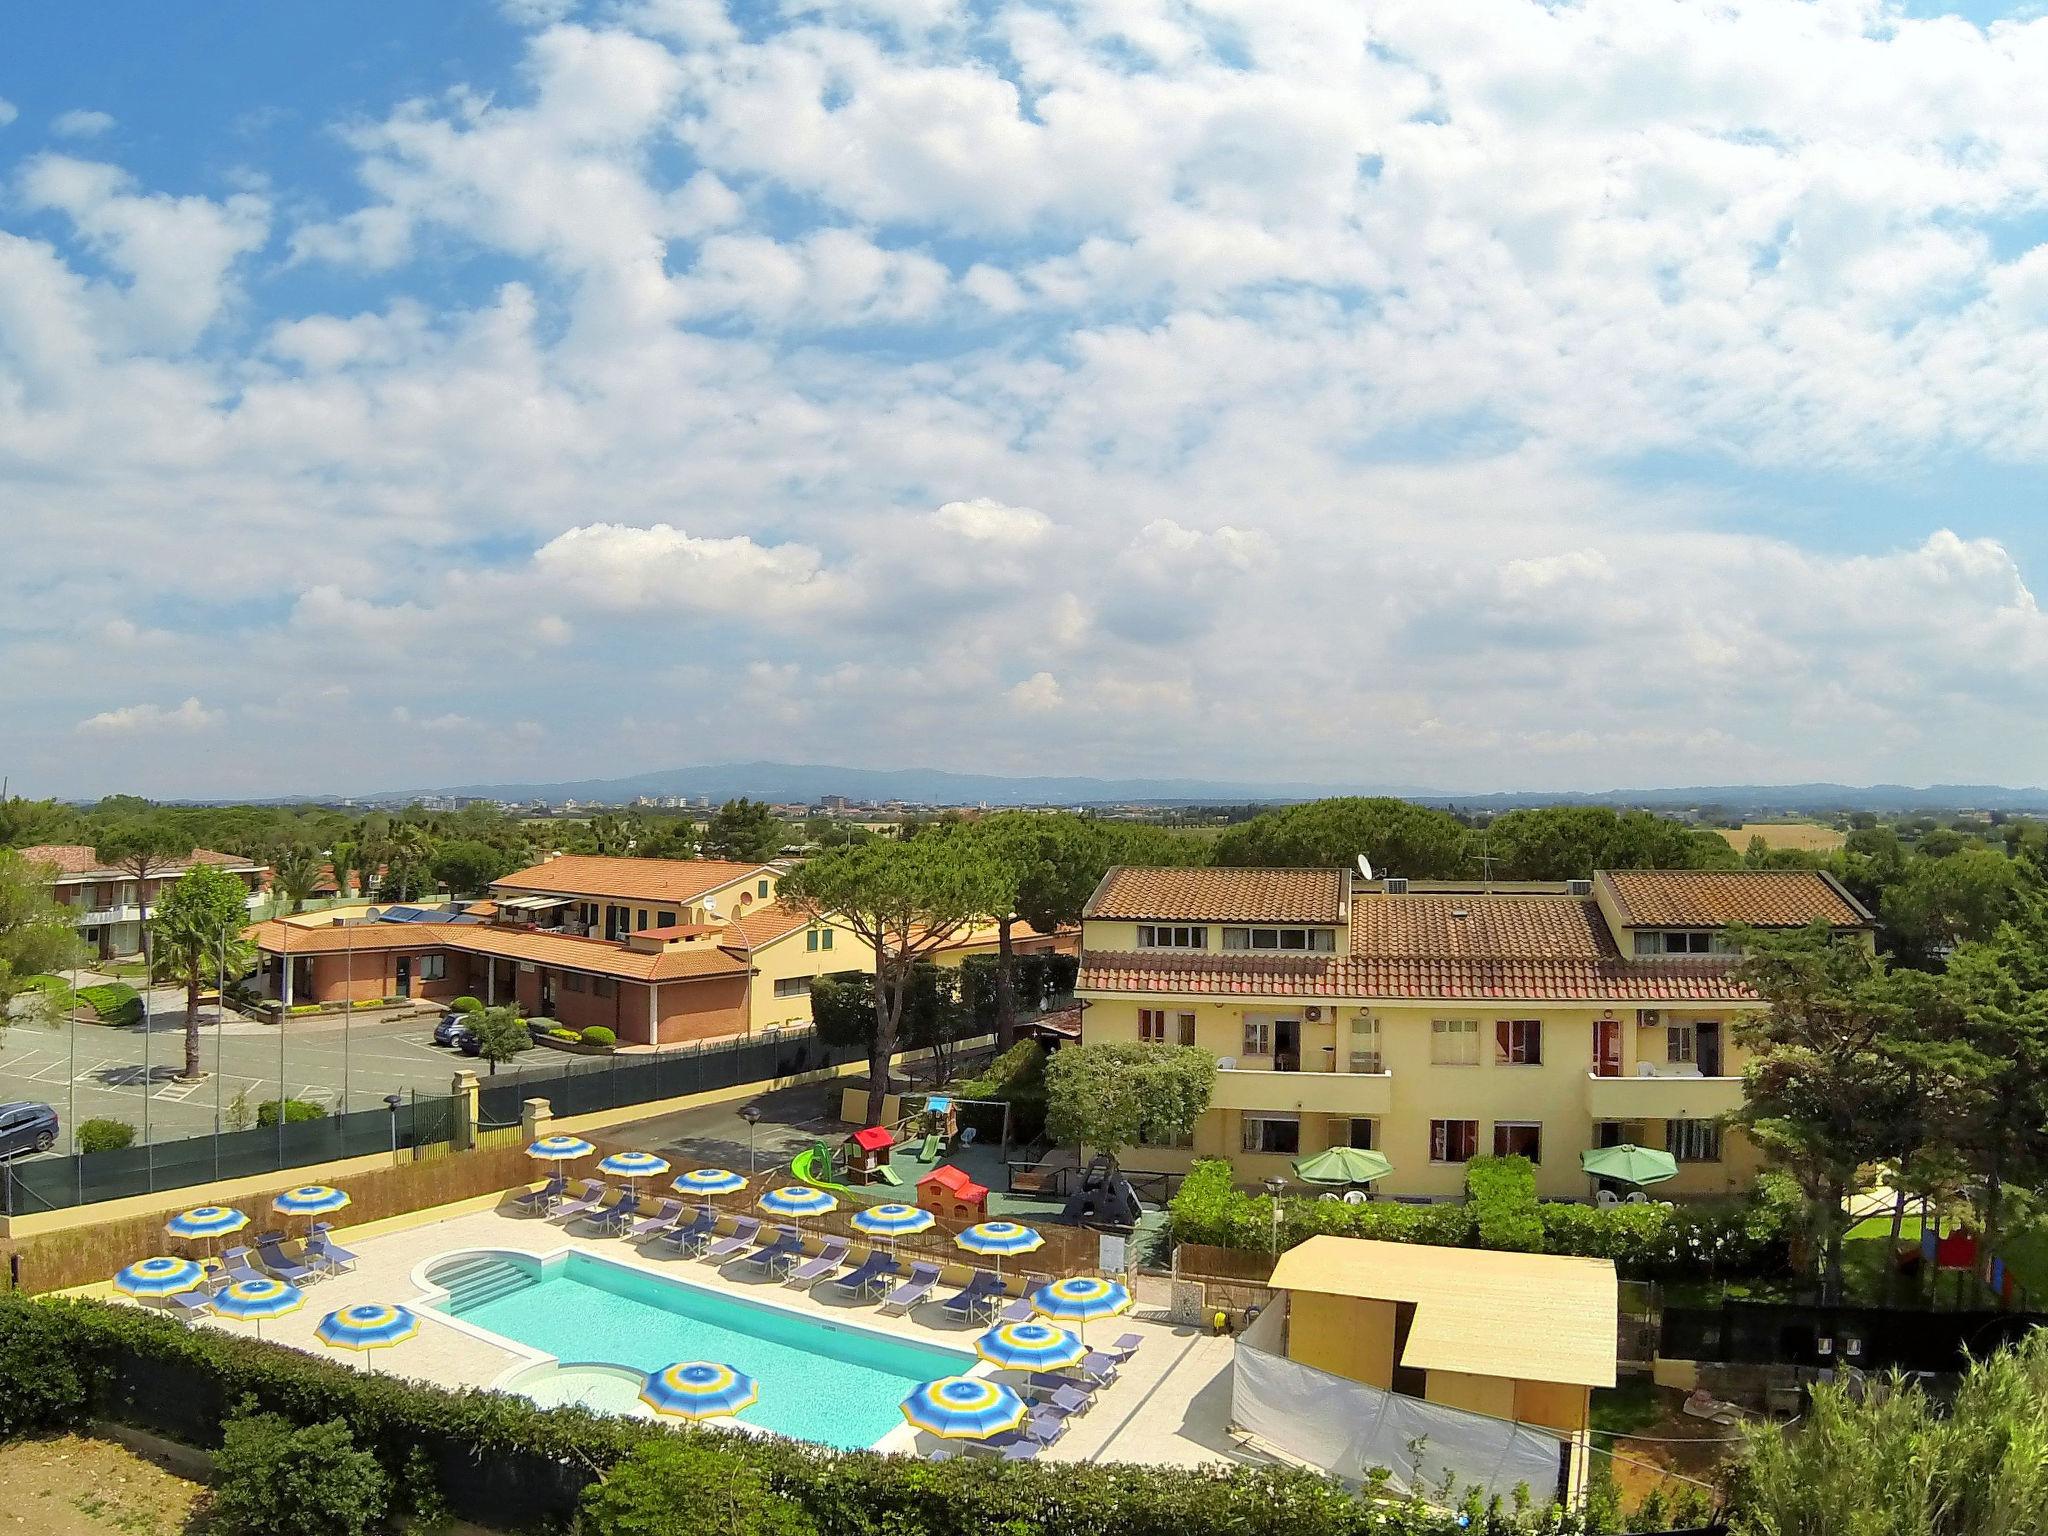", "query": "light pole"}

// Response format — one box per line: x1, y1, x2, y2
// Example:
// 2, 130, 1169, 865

1264, 1175, 1287, 1258
740, 1105, 762, 1174
384, 1093, 403, 1155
